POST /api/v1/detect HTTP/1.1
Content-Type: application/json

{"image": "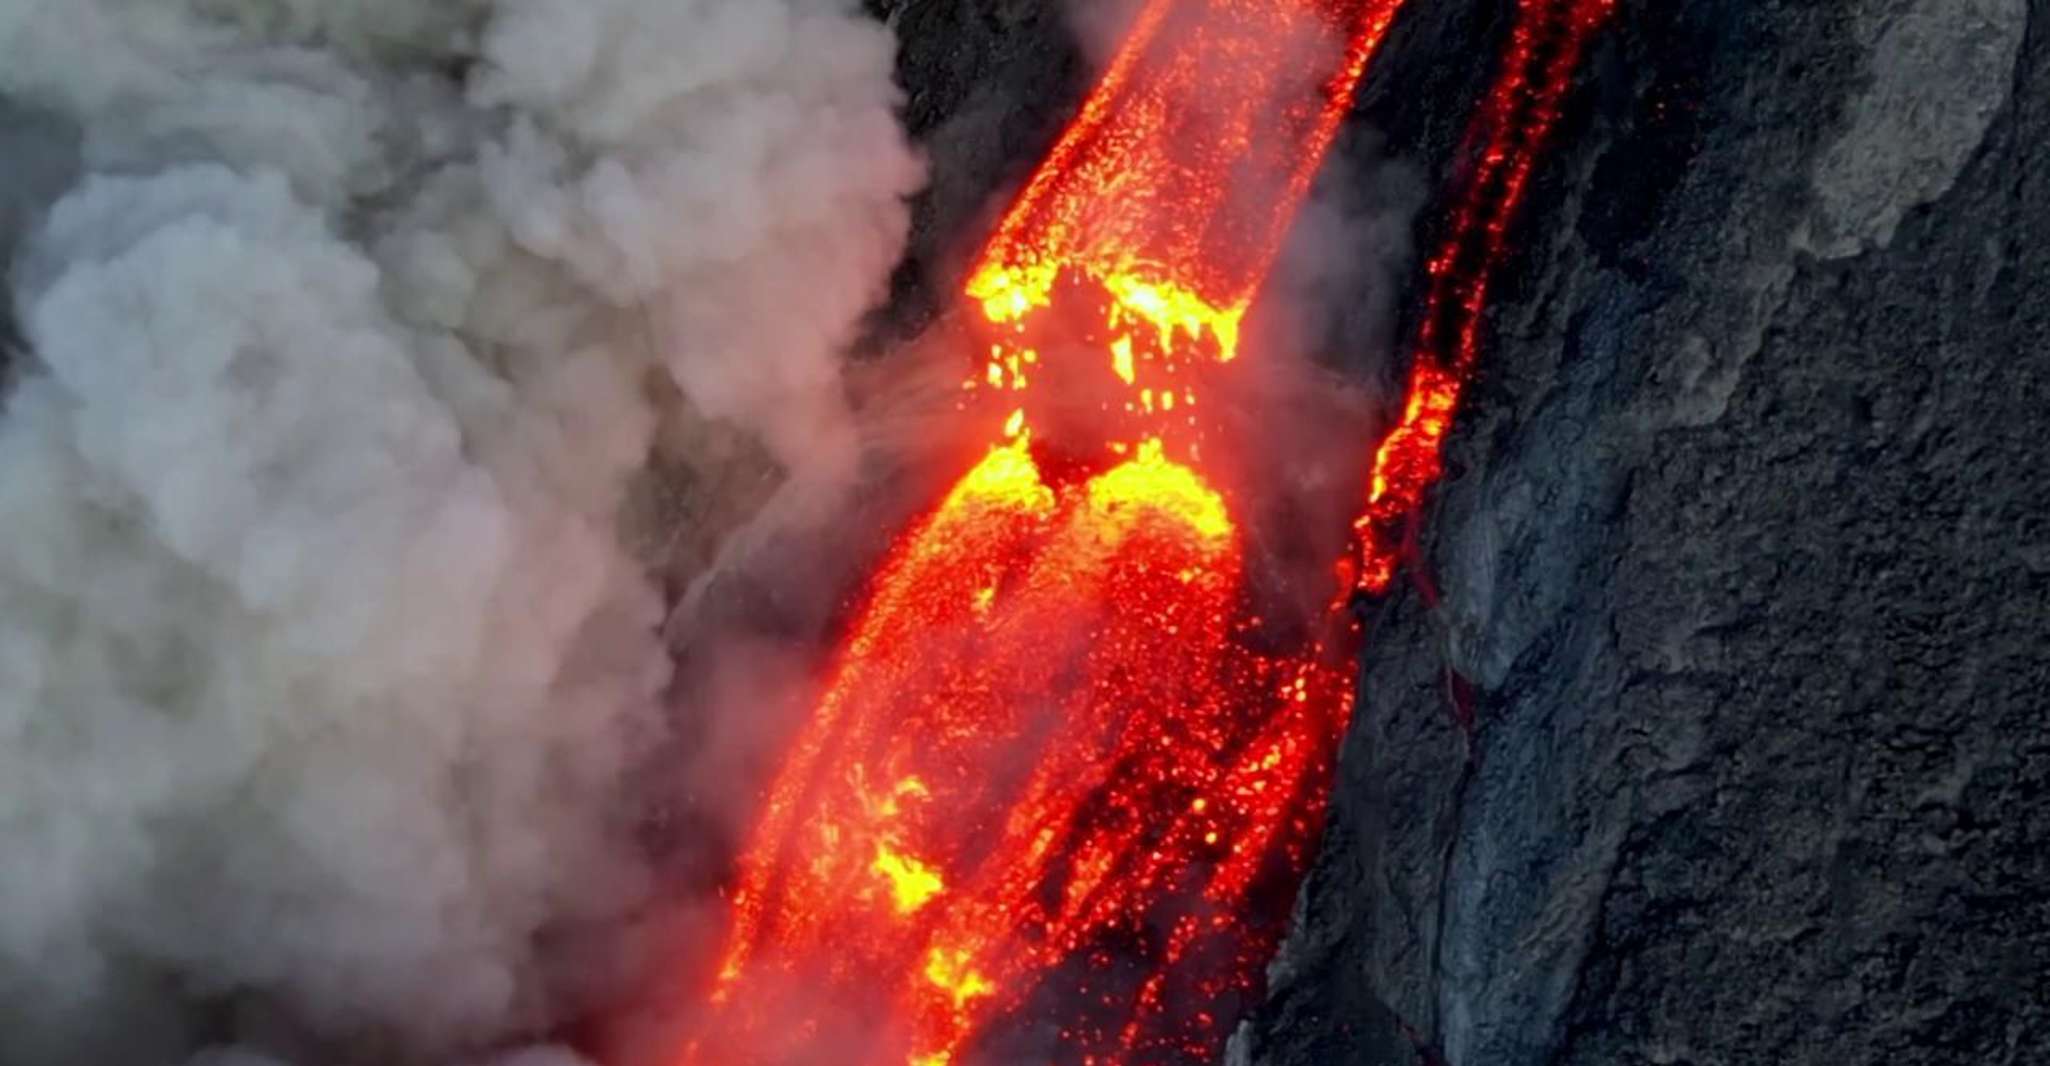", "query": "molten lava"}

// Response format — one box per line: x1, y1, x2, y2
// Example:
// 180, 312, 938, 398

685, 1, 1612, 1063
1348, 0, 1618, 595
